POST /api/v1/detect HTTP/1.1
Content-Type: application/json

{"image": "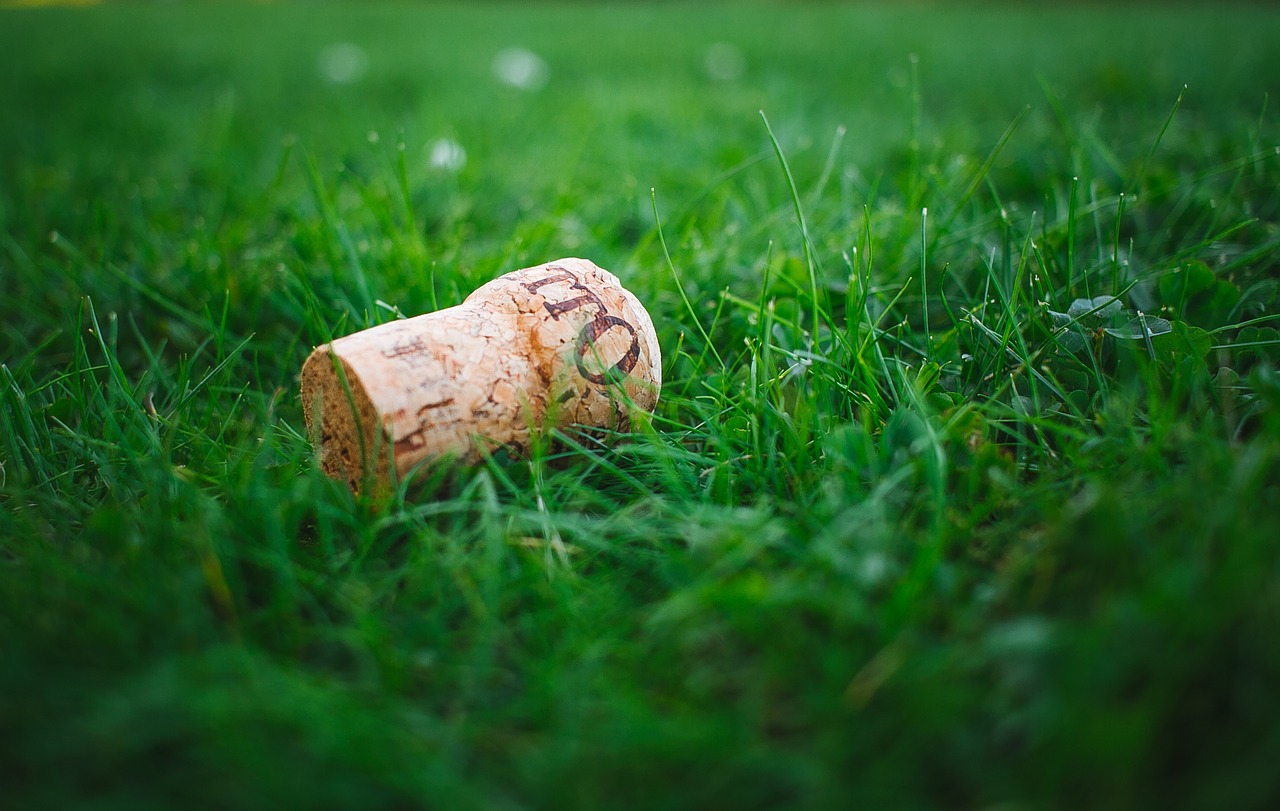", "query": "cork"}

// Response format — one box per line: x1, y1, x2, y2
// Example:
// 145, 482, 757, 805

300, 258, 662, 491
